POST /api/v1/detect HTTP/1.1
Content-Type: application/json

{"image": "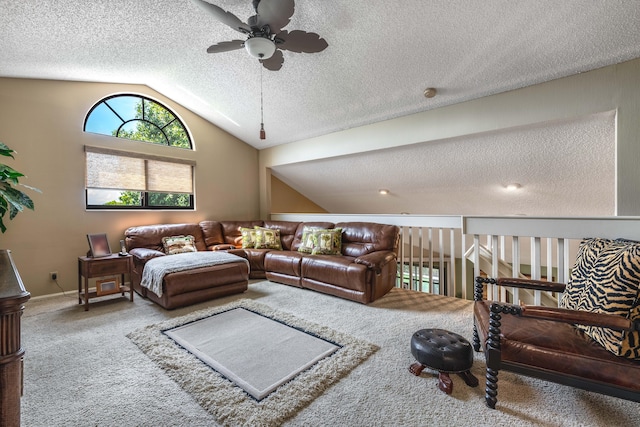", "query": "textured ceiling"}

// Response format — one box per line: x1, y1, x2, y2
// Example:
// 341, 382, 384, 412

1, 1, 638, 215
2, 0, 639, 149
272, 111, 616, 216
